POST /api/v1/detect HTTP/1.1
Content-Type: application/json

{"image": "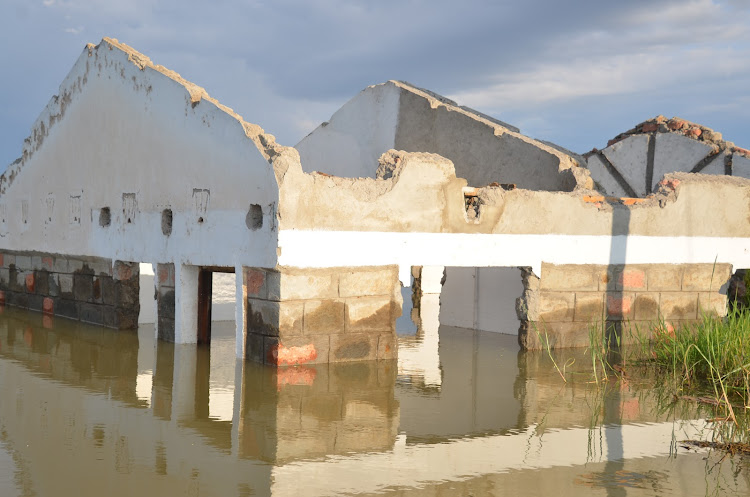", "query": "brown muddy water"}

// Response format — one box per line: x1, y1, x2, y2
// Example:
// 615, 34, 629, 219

0, 304, 749, 496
